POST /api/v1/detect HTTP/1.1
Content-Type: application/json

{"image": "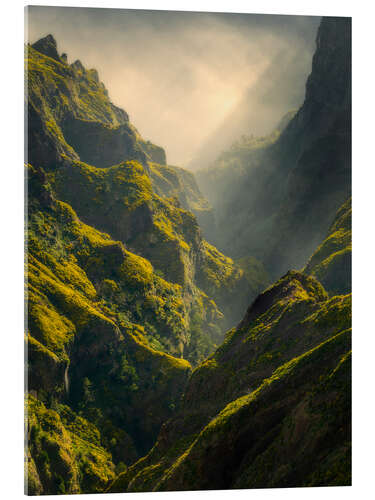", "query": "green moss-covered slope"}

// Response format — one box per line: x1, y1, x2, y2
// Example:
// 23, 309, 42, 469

27, 35, 257, 357
109, 271, 351, 492
156, 330, 351, 491
26, 26, 350, 495
304, 198, 351, 295
26, 36, 147, 170
51, 157, 251, 347
26, 395, 115, 495
108, 197, 351, 491
25, 34, 267, 495
149, 162, 214, 233
26, 163, 193, 493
